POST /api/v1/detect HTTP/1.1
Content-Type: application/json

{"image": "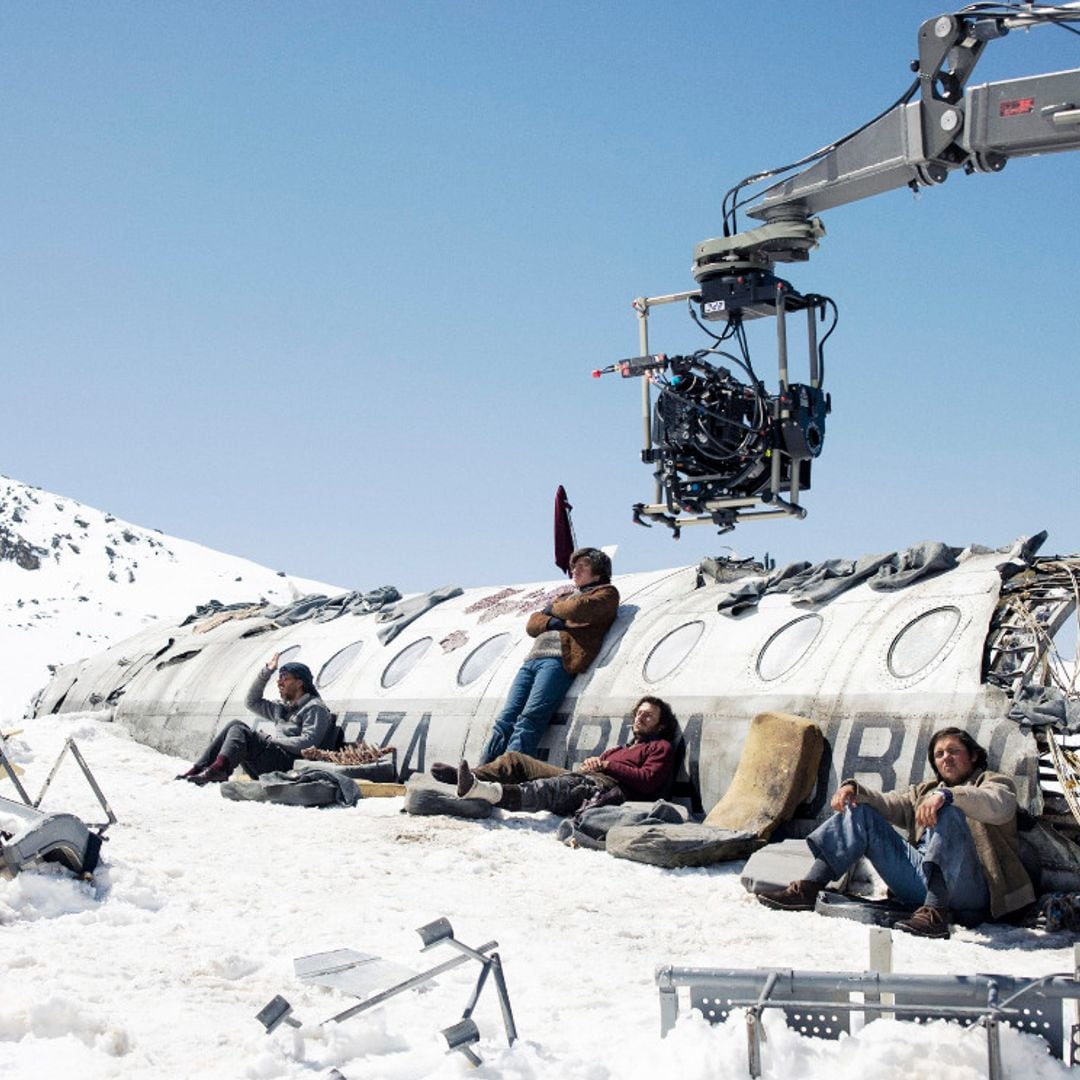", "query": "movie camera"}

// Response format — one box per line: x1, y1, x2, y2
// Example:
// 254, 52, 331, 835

594, 269, 835, 538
